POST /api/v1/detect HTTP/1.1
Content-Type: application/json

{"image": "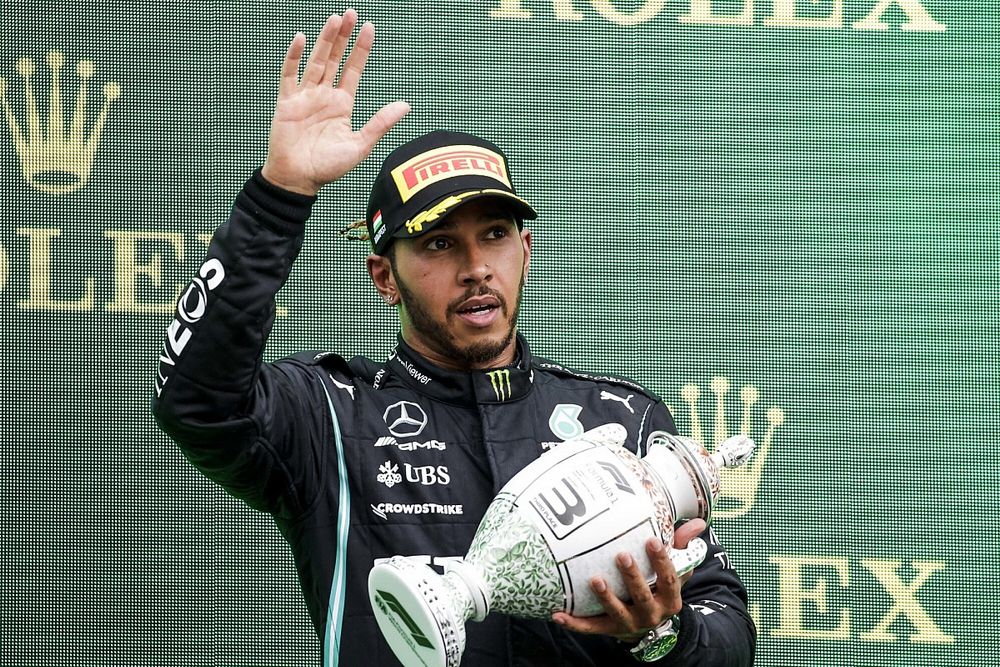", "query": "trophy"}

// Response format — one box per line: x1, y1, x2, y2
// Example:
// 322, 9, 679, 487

368, 423, 755, 667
